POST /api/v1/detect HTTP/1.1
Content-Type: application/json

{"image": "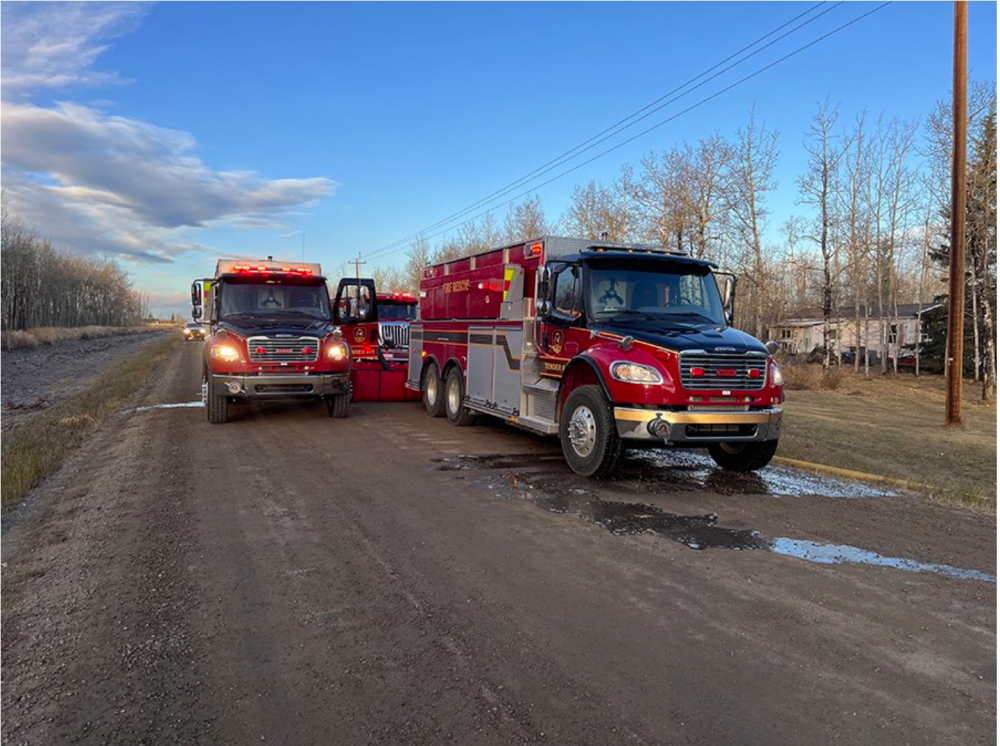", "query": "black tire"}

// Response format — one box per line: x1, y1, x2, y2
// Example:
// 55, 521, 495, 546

326, 392, 350, 418
559, 385, 622, 478
444, 366, 476, 426
422, 362, 445, 418
205, 372, 229, 424
707, 440, 778, 472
